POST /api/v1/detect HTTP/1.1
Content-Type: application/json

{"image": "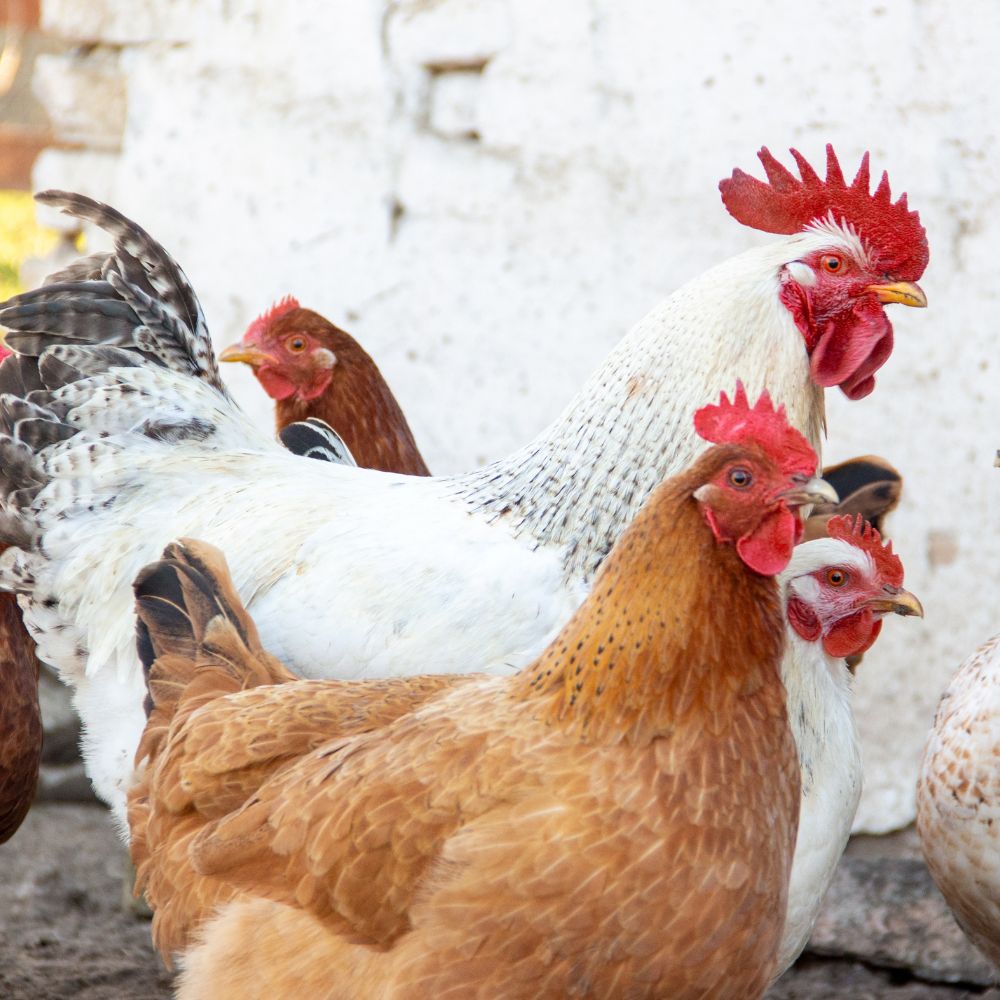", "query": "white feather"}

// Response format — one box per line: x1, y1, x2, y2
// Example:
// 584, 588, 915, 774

7, 229, 866, 827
